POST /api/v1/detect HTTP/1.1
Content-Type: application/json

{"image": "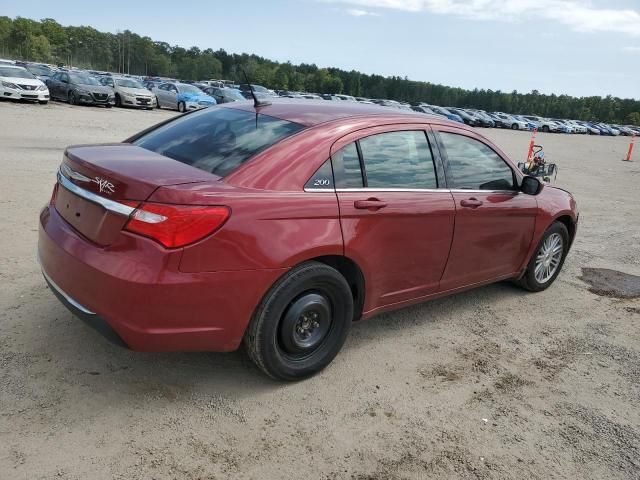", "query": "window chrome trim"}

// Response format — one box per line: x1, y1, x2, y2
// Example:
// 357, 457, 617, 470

303, 187, 334, 193
449, 189, 519, 194
303, 187, 519, 194
57, 169, 135, 217
335, 187, 445, 193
